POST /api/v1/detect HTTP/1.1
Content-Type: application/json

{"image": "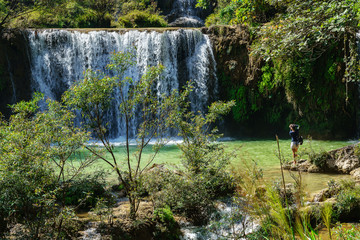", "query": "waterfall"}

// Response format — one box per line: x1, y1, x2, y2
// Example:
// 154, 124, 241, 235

168, 0, 204, 27
26, 29, 218, 139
